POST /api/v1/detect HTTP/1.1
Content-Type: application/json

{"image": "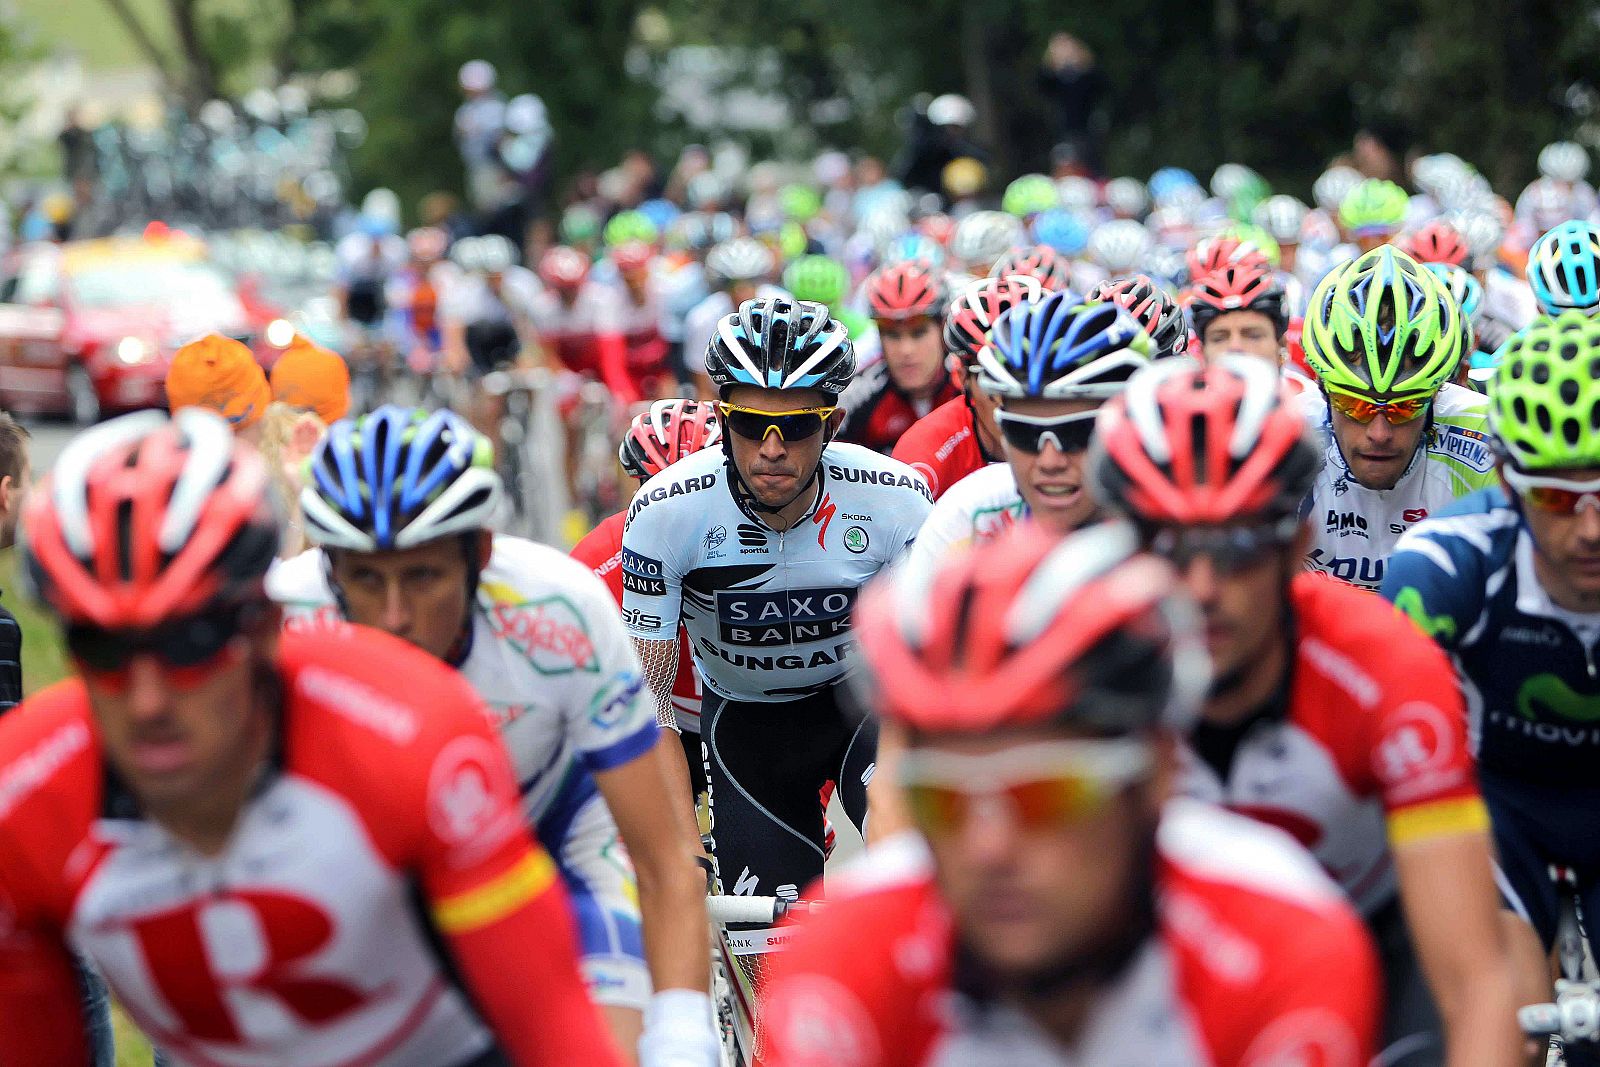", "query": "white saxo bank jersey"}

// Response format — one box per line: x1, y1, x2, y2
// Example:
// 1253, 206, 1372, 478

620, 444, 933, 701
